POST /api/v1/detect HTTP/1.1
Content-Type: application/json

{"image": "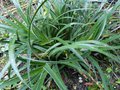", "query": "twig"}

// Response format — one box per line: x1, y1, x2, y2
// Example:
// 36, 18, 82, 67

111, 25, 120, 32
